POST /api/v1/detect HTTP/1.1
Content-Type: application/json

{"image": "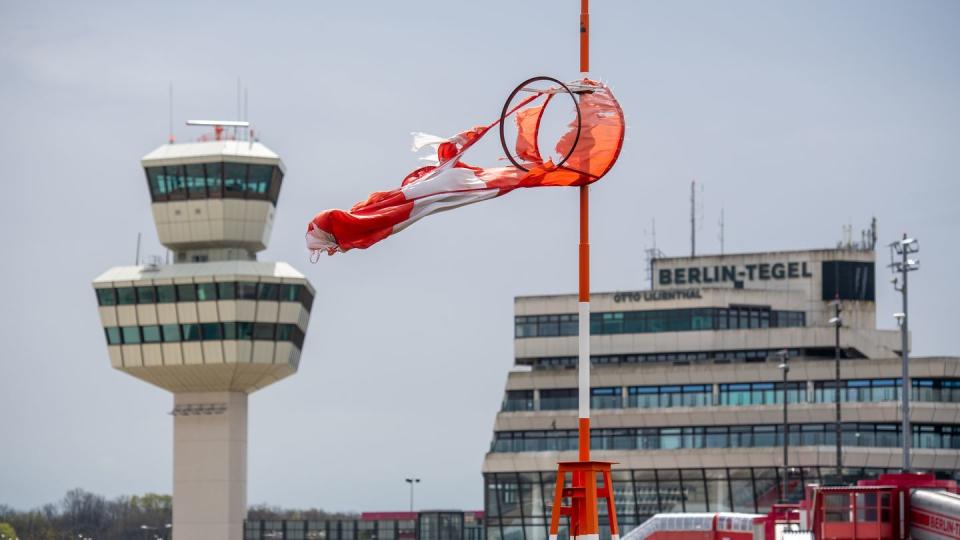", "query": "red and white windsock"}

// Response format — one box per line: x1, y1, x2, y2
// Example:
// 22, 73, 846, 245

306, 79, 624, 258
